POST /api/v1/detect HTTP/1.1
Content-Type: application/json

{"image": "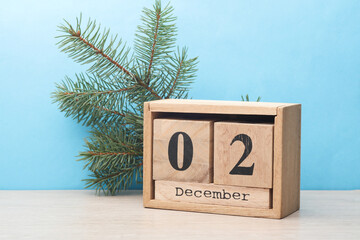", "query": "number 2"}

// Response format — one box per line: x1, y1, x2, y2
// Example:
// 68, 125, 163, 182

229, 134, 254, 175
